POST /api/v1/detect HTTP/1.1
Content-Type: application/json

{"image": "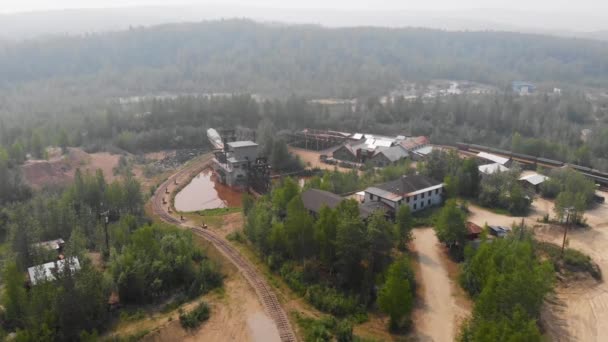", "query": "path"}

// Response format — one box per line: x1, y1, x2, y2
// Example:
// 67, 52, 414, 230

411, 228, 465, 342
150, 154, 297, 342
